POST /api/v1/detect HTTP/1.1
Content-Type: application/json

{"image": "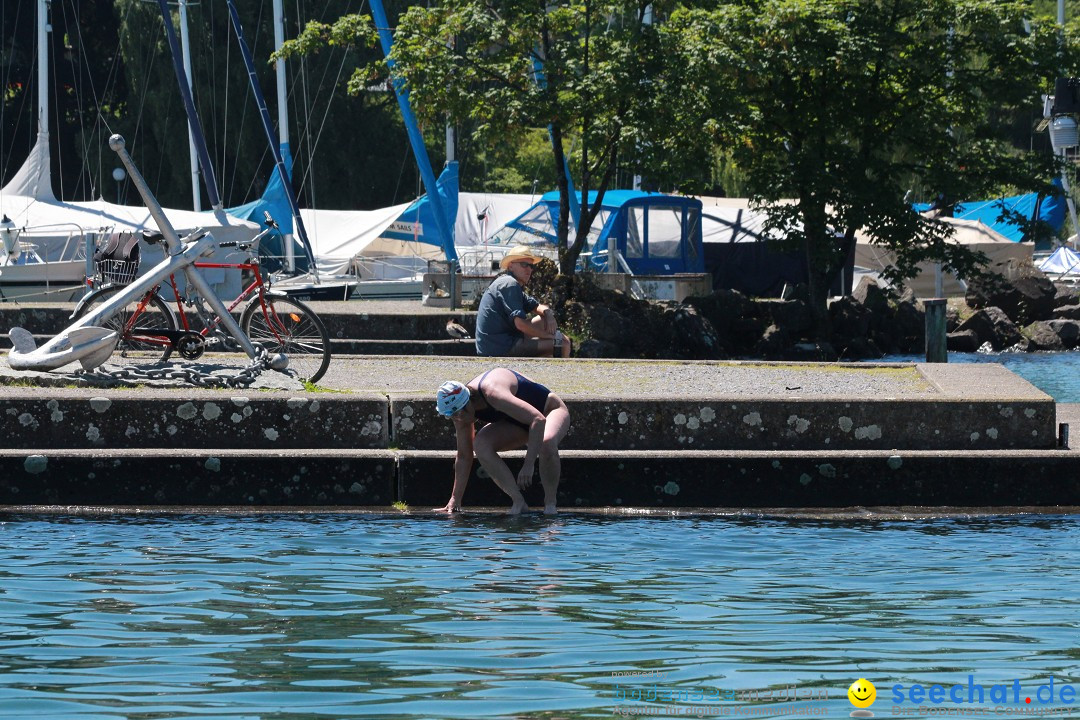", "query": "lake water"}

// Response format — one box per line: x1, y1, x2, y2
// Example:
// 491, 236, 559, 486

2, 514, 1079, 719
888, 350, 1080, 402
